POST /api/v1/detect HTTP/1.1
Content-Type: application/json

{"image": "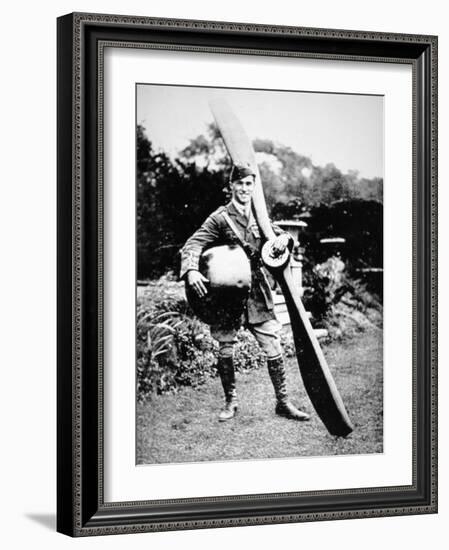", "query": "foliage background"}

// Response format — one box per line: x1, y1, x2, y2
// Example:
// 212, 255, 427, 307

137, 123, 383, 280
136, 121, 383, 400
5, 2, 443, 549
